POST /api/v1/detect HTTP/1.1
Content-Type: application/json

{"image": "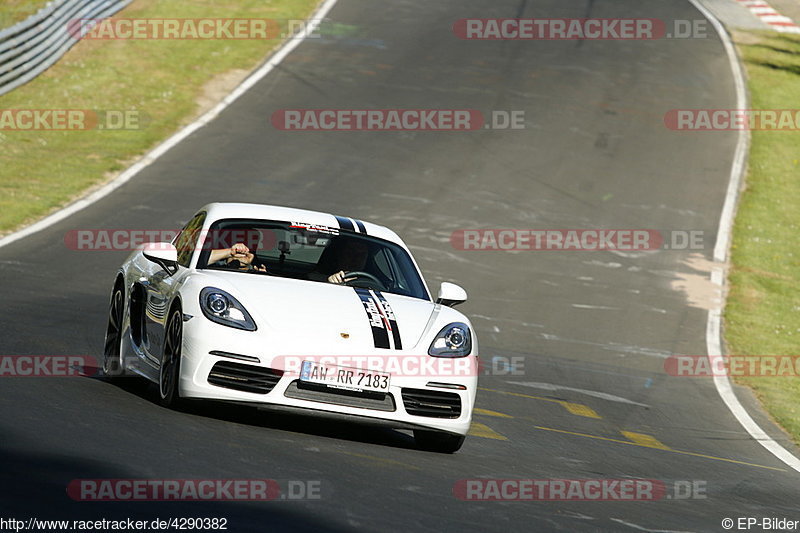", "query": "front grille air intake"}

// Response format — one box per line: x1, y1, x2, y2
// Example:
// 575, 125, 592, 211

207, 361, 283, 394
401, 388, 462, 418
